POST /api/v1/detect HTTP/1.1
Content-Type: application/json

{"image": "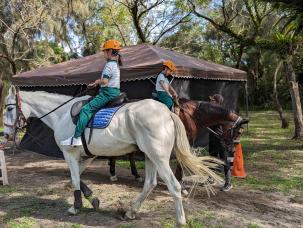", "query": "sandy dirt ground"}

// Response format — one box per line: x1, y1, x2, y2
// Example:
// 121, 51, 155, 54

0, 148, 303, 228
